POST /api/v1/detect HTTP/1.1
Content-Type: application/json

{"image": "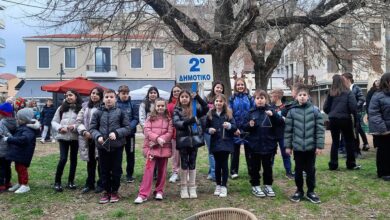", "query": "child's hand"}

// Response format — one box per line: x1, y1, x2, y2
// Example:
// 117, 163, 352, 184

157, 137, 165, 146
209, 128, 216, 134
265, 110, 273, 116
234, 129, 241, 136
316, 148, 322, 155
285, 148, 292, 155
109, 132, 116, 140
222, 122, 231, 129
98, 137, 104, 144
249, 120, 255, 127
67, 125, 75, 131
83, 131, 92, 139
59, 127, 67, 134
